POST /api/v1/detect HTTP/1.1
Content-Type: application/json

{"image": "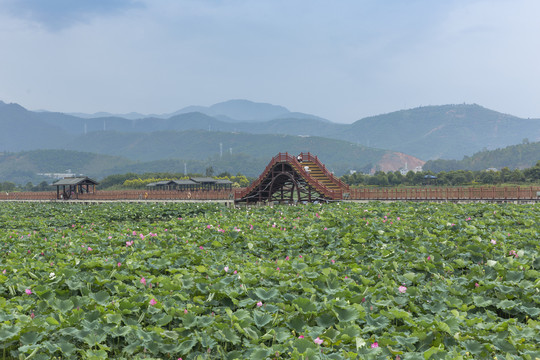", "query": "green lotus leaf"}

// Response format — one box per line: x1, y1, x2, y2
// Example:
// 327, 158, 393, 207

462, 340, 485, 355
334, 306, 359, 323
394, 335, 418, 348
250, 348, 272, 360
45, 316, 60, 326
472, 296, 492, 307
294, 338, 318, 353
89, 290, 110, 305
287, 316, 306, 332
19, 331, 43, 345
316, 312, 337, 327
53, 298, 74, 313
177, 338, 197, 354
254, 287, 280, 301
58, 341, 77, 356
520, 305, 540, 317
496, 300, 518, 310
423, 345, 445, 359
253, 310, 272, 328
293, 297, 318, 313
222, 327, 241, 344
